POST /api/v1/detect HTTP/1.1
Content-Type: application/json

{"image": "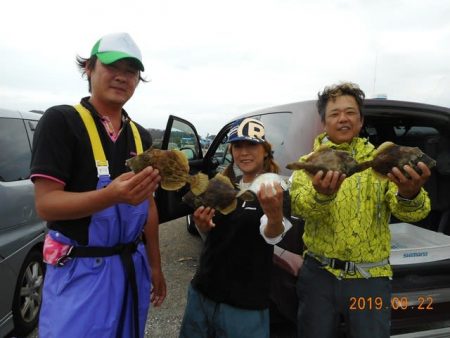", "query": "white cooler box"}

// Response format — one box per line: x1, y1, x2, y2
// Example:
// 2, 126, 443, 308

390, 223, 450, 265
